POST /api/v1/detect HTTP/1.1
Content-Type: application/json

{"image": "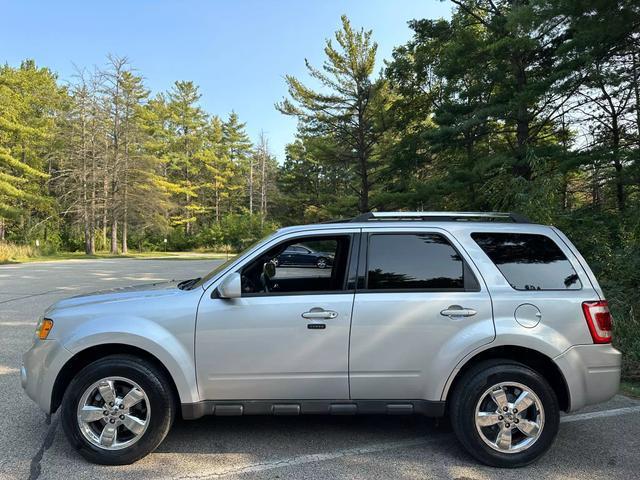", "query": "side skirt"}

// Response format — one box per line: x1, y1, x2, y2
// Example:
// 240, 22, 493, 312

181, 399, 446, 420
